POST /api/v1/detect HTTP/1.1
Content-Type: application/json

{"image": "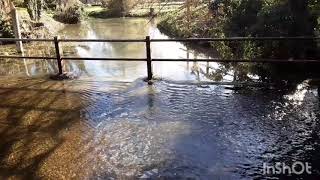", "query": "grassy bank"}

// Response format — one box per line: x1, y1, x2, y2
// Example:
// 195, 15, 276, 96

157, 2, 320, 82
0, 8, 67, 57
16, 7, 65, 38
157, 5, 219, 54
157, 4, 214, 38
87, 3, 182, 19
